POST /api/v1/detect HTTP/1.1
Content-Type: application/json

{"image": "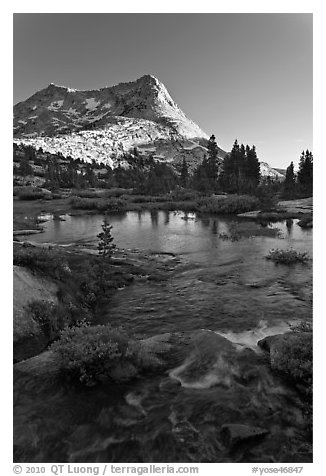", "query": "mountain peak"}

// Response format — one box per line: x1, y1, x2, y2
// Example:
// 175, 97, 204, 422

46, 83, 77, 92
138, 74, 160, 83
14, 74, 208, 140
13, 75, 212, 168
